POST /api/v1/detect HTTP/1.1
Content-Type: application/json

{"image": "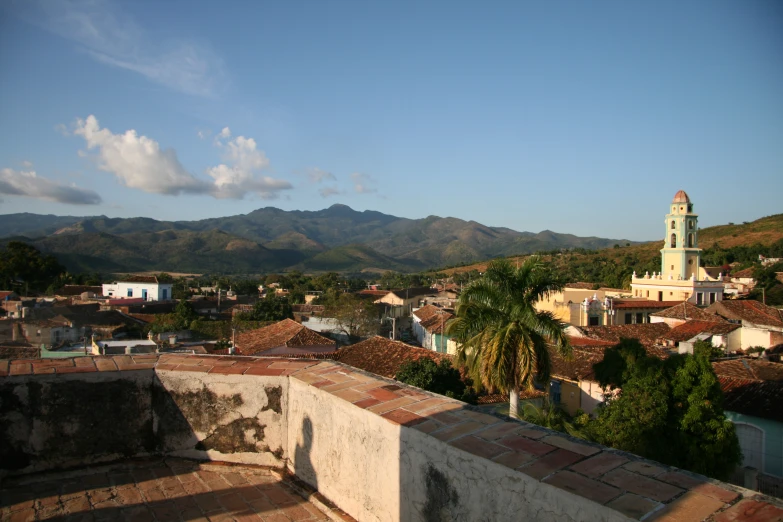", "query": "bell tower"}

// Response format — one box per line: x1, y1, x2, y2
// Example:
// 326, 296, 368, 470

661, 190, 701, 280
